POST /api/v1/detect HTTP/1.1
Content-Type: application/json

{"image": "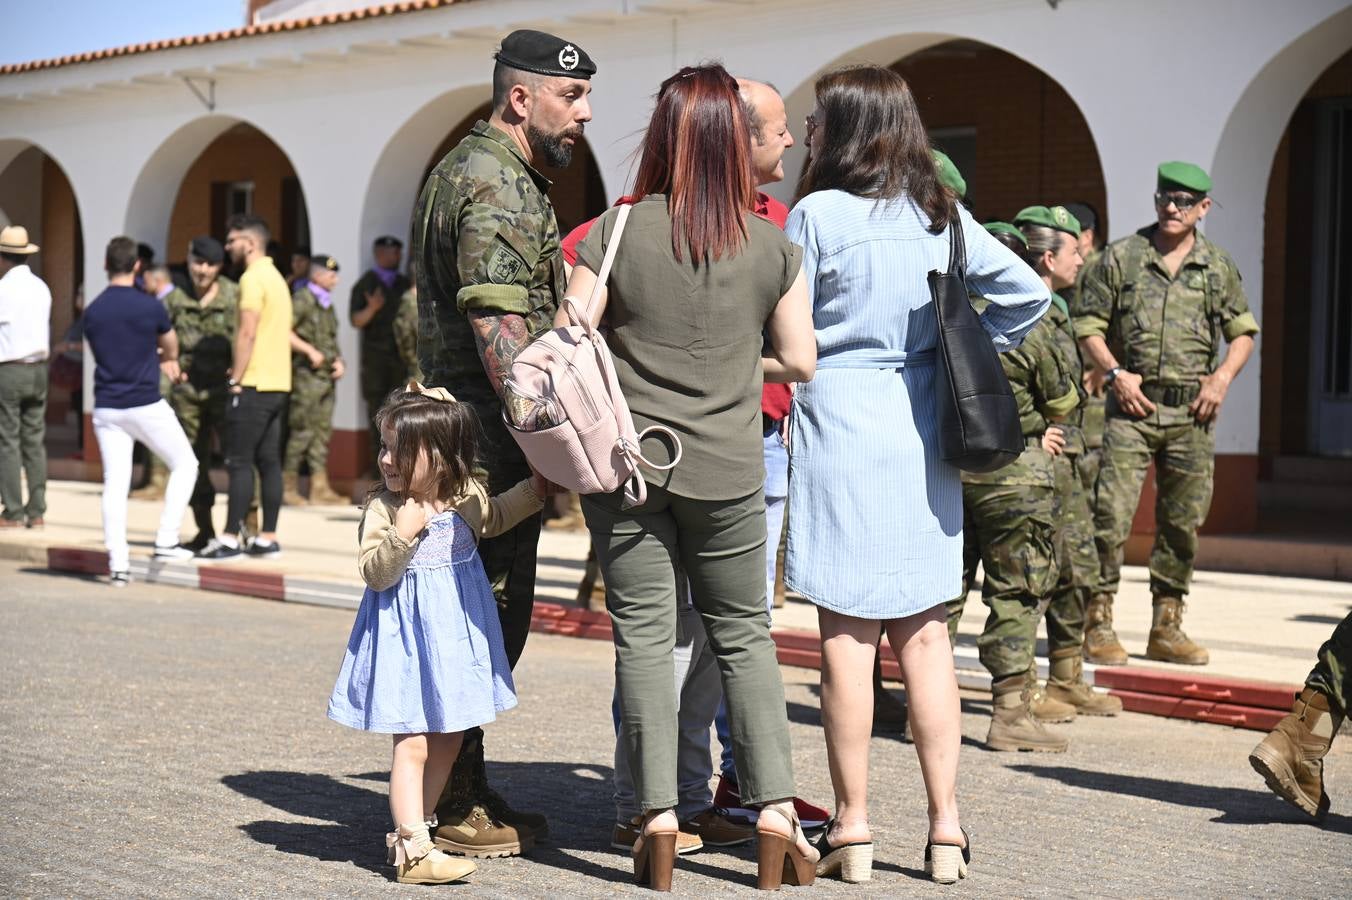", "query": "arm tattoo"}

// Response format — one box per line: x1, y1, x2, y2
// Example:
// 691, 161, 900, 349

468, 310, 531, 400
